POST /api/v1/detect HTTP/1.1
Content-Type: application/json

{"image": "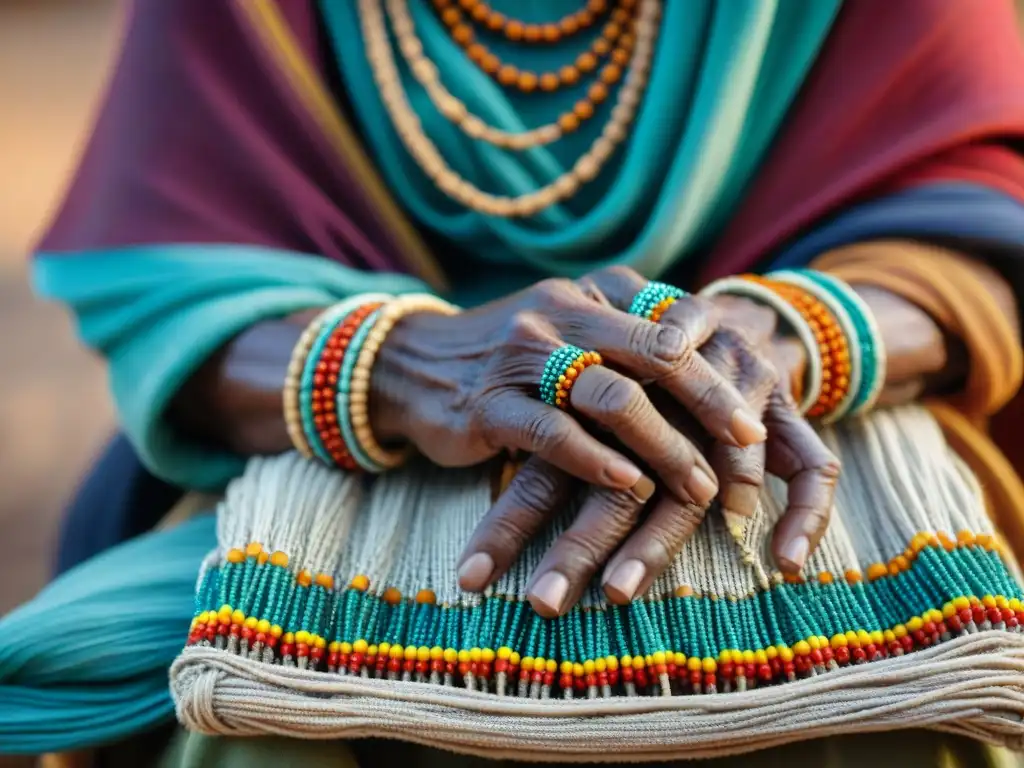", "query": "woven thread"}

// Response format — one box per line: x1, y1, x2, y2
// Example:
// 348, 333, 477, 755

171, 406, 1024, 757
